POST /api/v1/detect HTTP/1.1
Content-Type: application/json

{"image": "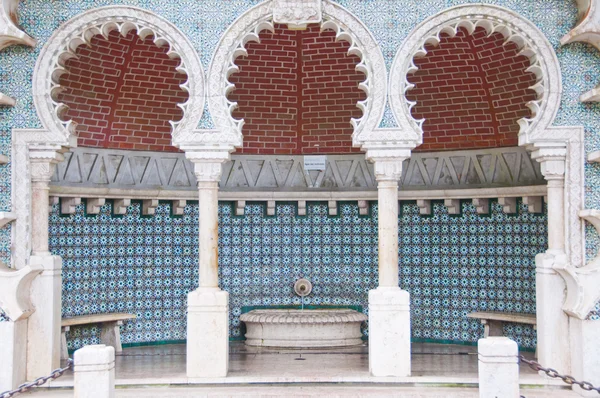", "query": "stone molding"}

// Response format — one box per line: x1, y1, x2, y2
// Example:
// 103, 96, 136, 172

50, 146, 545, 192
561, 0, 600, 102
206, 0, 387, 152
389, 4, 562, 150
529, 127, 585, 274
32, 6, 205, 145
